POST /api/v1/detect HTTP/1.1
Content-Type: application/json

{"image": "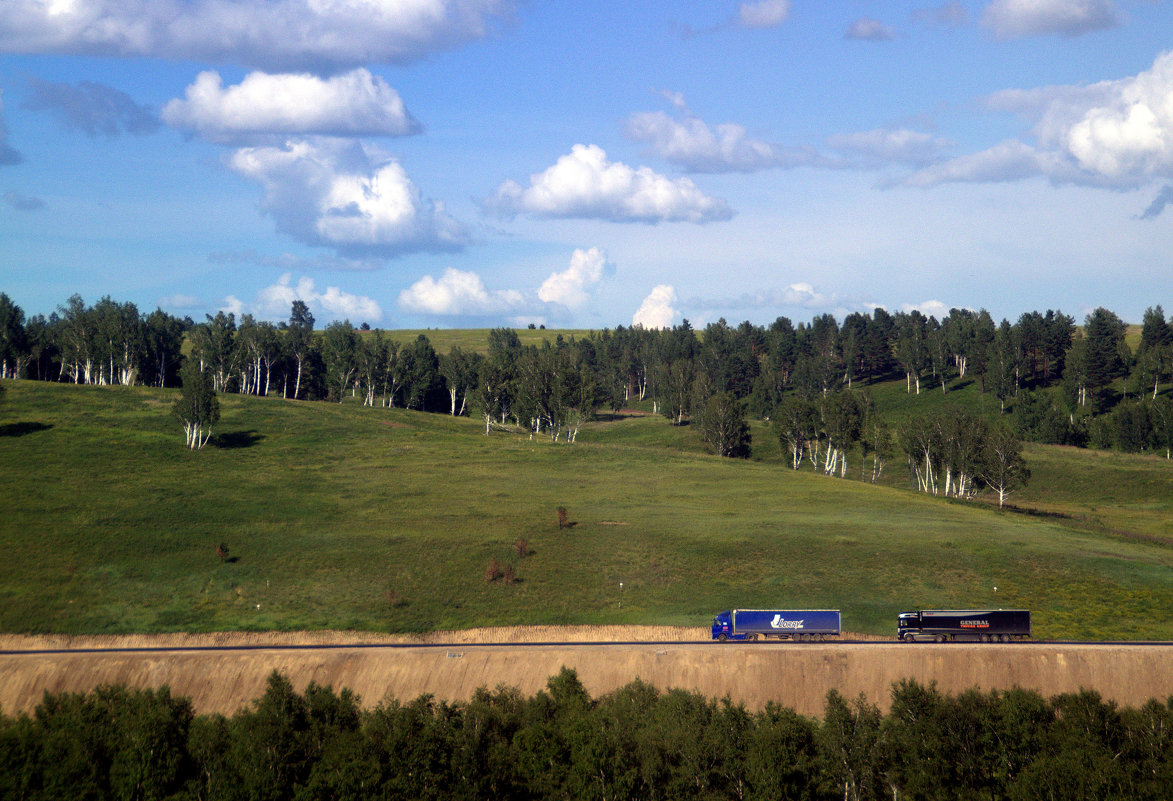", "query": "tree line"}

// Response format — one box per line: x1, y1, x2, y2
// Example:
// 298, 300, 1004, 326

2, 670, 1171, 801
2, 292, 1171, 461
